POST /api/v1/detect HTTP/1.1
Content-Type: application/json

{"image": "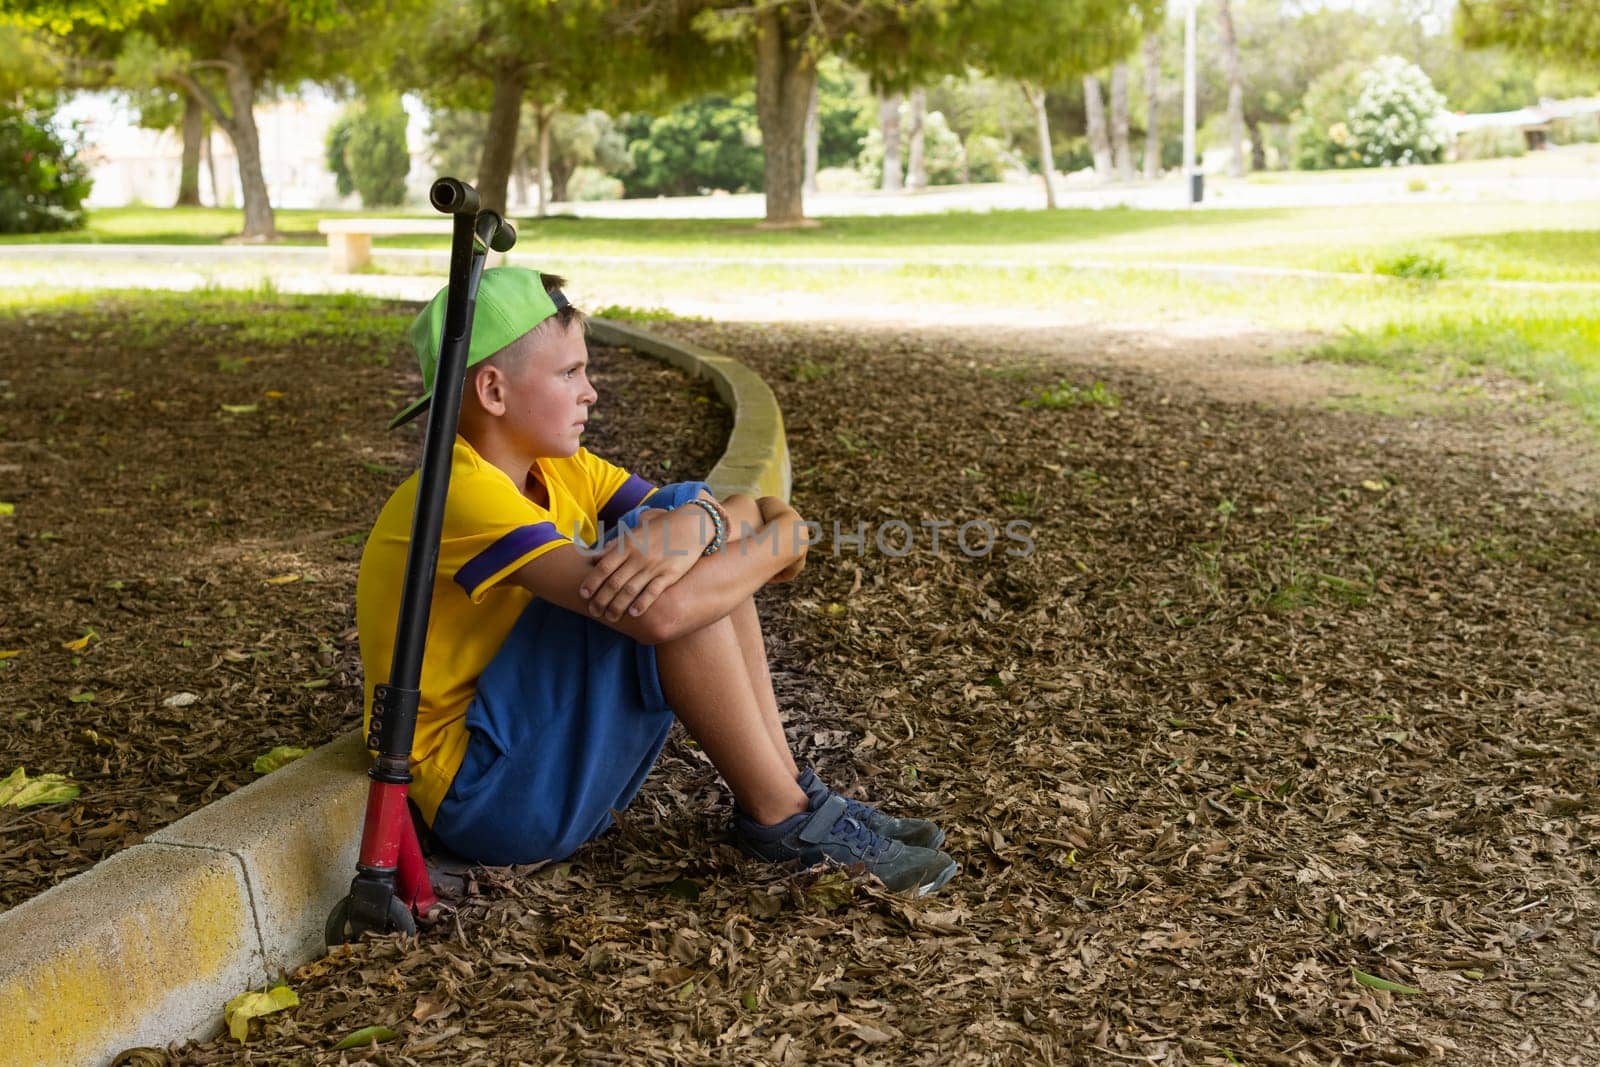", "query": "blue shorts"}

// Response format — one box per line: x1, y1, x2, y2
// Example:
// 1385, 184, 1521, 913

429, 480, 708, 865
